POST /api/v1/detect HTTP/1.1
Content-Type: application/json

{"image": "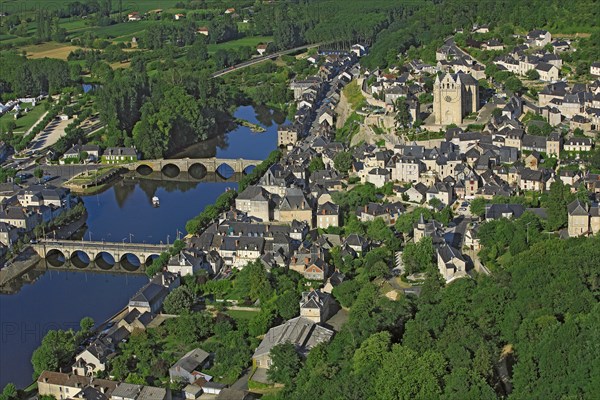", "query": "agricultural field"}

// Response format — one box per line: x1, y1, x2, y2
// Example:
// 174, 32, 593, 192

22, 42, 82, 60
0, 0, 184, 15
71, 20, 154, 41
